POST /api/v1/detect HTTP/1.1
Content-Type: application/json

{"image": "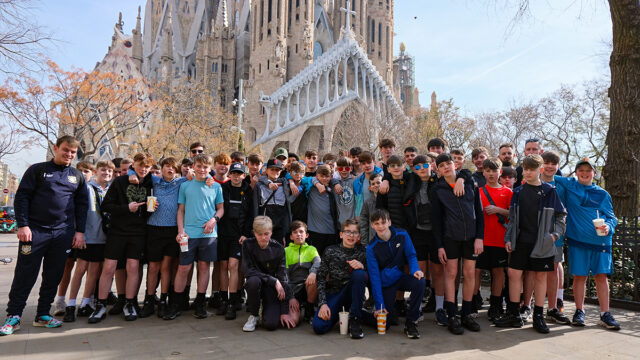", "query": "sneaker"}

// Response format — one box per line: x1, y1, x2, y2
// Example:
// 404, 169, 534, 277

349, 317, 365, 339
572, 309, 586, 327
493, 313, 524, 328
0, 316, 20, 335
599, 312, 621, 330
462, 314, 480, 332
243, 315, 258, 332
519, 305, 532, 322
487, 305, 503, 322
473, 293, 484, 311
208, 292, 222, 309
532, 312, 550, 334
556, 298, 564, 313
139, 297, 155, 318
193, 300, 208, 319
52, 298, 66, 316
106, 292, 118, 305
77, 304, 94, 317
547, 308, 570, 325
395, 299, 407, 318
404, 320, 420, 339
108, 298, 125, 315
123, 302, 138, 321
423, 291, 436, 313
447, 316, 464, 335
157, 300, 167, 319
216, 300, 227, 316
163, 303, 180, 320
225, 302, 237, 320
435, 308, 448, 326
88, 303, 107, 324
33, 315, 62, 328
62, 306, 76, 322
